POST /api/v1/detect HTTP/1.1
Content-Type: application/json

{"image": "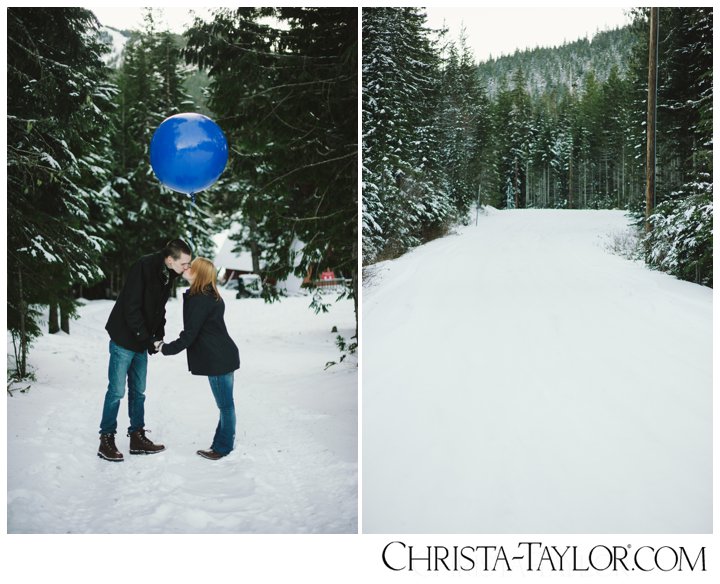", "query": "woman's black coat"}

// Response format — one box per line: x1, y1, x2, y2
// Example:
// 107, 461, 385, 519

105, 253, 179, 352
161, 290, 240, 376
